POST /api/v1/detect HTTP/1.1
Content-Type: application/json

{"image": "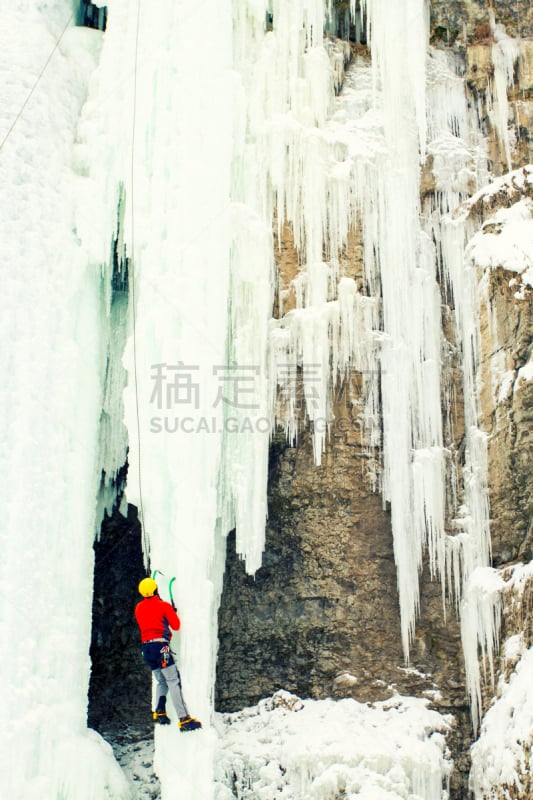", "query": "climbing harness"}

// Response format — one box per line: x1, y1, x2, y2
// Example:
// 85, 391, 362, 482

160, 644, 171, 668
